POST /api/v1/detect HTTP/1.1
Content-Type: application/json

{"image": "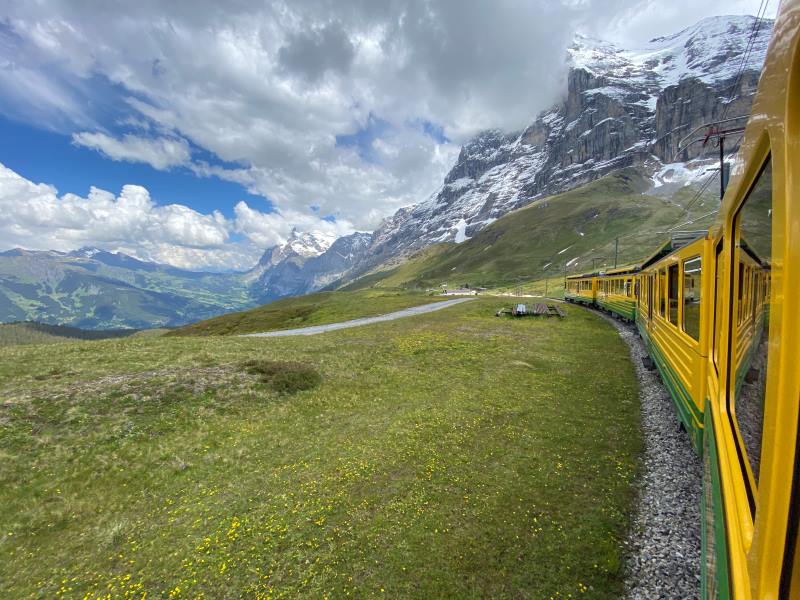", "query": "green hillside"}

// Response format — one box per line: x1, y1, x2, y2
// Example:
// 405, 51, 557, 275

343, 168, 715, 291
0, 321, 139, 347
170, 289, 442, 336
